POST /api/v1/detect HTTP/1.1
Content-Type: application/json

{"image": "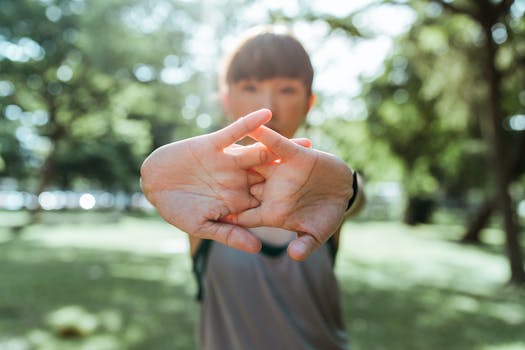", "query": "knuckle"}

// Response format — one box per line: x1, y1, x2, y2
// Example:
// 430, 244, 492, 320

259, 148, 268, 164
223, 225, 237, 247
